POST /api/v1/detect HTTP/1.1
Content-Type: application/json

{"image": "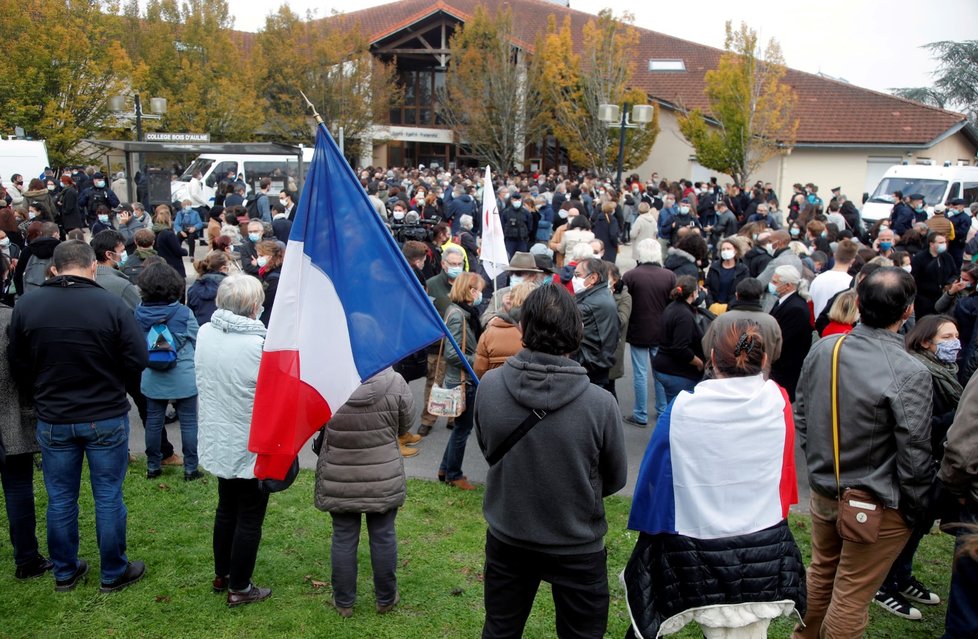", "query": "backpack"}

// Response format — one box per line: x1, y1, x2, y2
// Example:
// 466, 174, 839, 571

146, 307, 181, 370
21, 253, 54, 294
245, 192, 266, 219
502, 208, 528, 241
